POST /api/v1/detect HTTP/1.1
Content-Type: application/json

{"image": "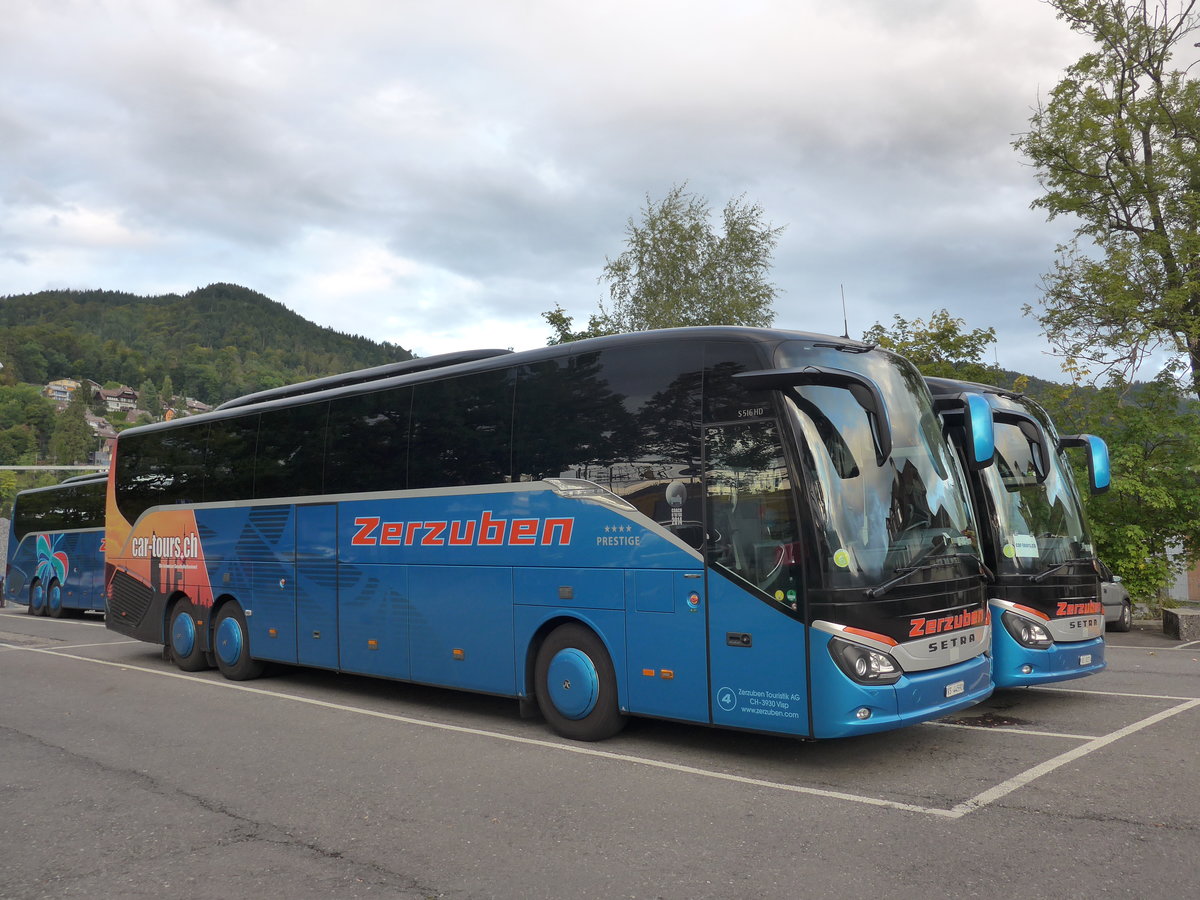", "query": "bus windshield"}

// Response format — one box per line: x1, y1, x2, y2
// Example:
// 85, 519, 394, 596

775, 342, 980, 589
982, 405, 1093, 577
